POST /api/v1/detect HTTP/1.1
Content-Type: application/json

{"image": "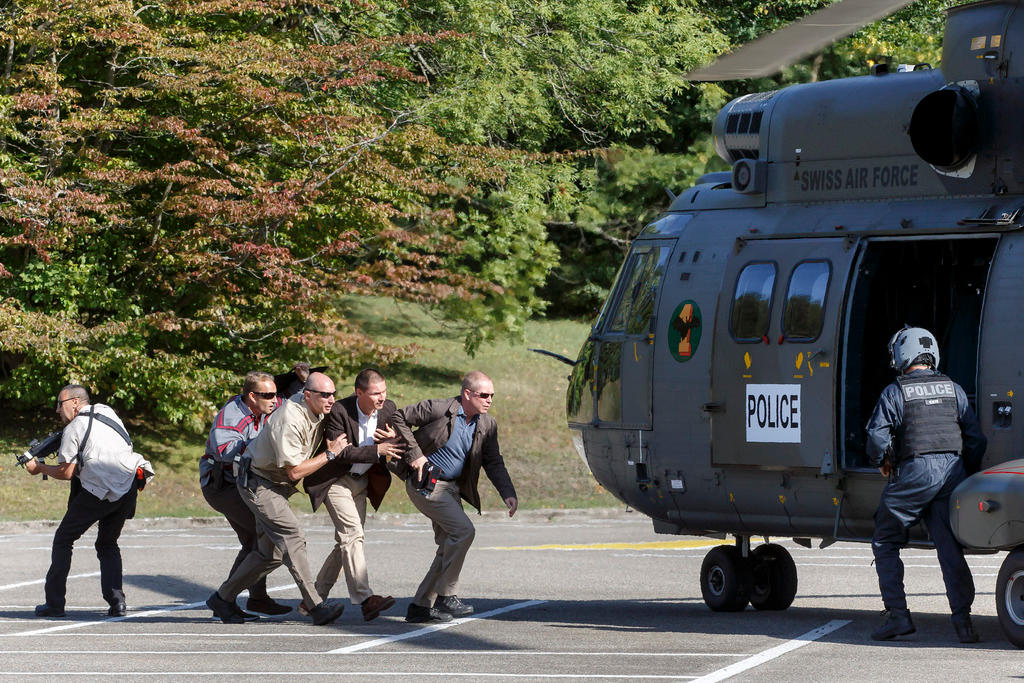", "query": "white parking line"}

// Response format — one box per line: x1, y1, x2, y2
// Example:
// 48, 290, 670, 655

4, 583, 293, 636
0, 650, 752, 657
0, 674, 697, 679
0, 572, 100, 591
11, 601, 206, 636
0, 632, 380, 638
692, 620, 851, 683
328, 600, 546, 653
